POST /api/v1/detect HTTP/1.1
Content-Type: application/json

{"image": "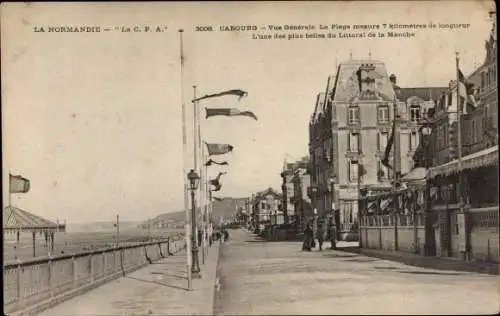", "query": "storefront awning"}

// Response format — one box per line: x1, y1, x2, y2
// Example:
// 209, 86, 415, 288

428, 145, 498, 179
401, 167, 427, 185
